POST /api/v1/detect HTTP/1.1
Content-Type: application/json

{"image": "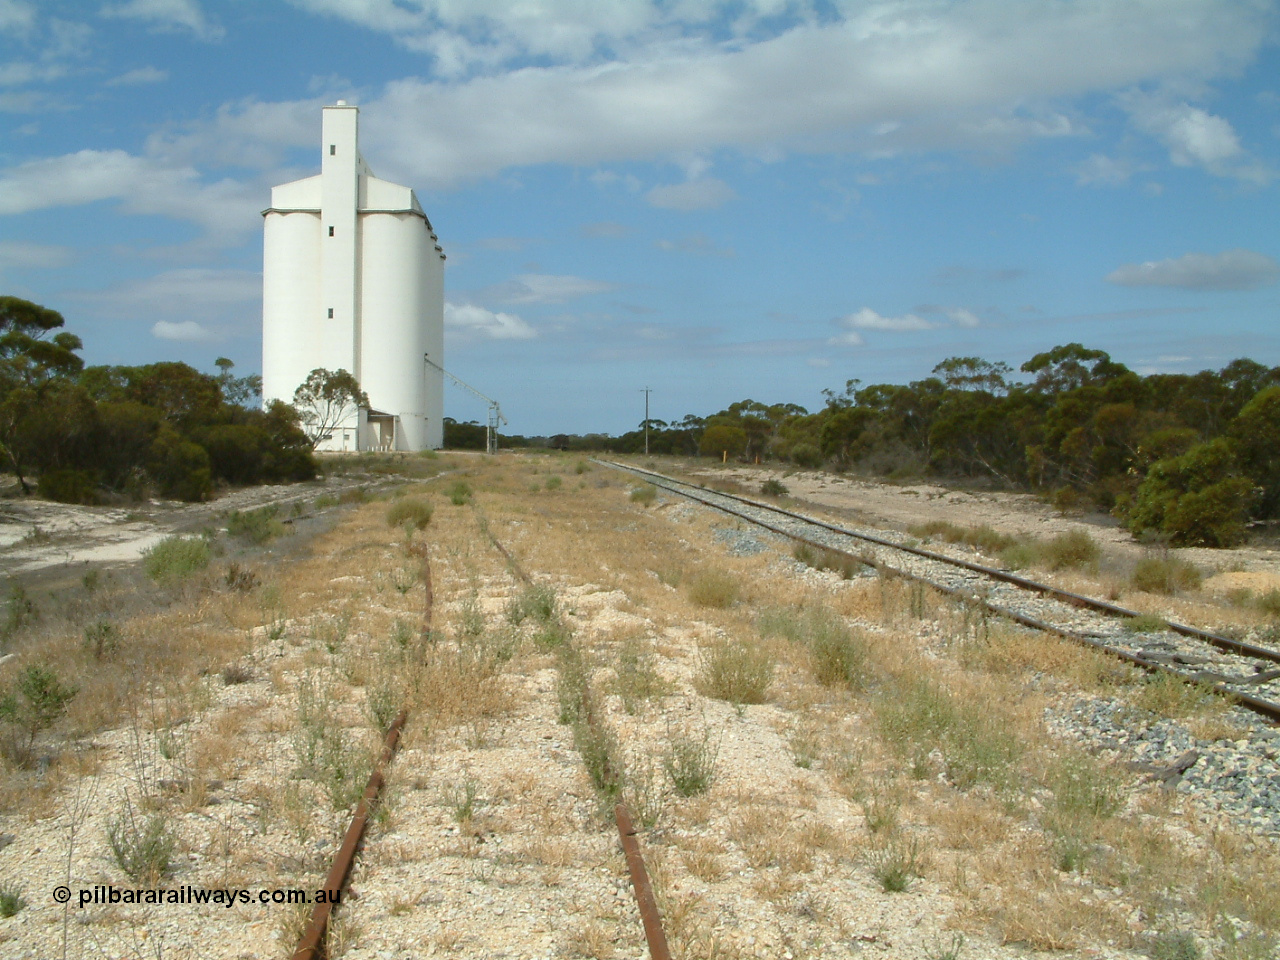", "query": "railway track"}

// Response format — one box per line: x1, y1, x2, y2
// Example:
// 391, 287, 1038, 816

600, 460, 1280, 724
294, 521, 673, 960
